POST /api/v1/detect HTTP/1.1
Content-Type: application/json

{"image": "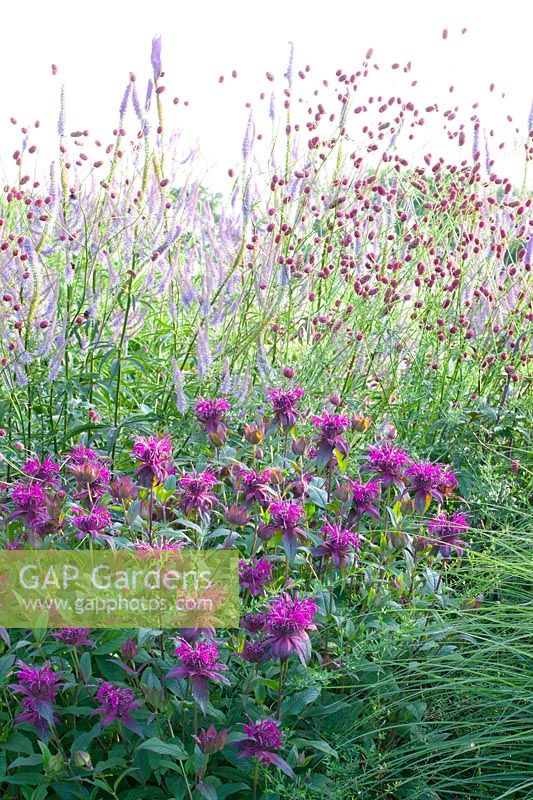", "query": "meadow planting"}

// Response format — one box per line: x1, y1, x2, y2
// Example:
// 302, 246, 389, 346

0, 35, 531, 800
